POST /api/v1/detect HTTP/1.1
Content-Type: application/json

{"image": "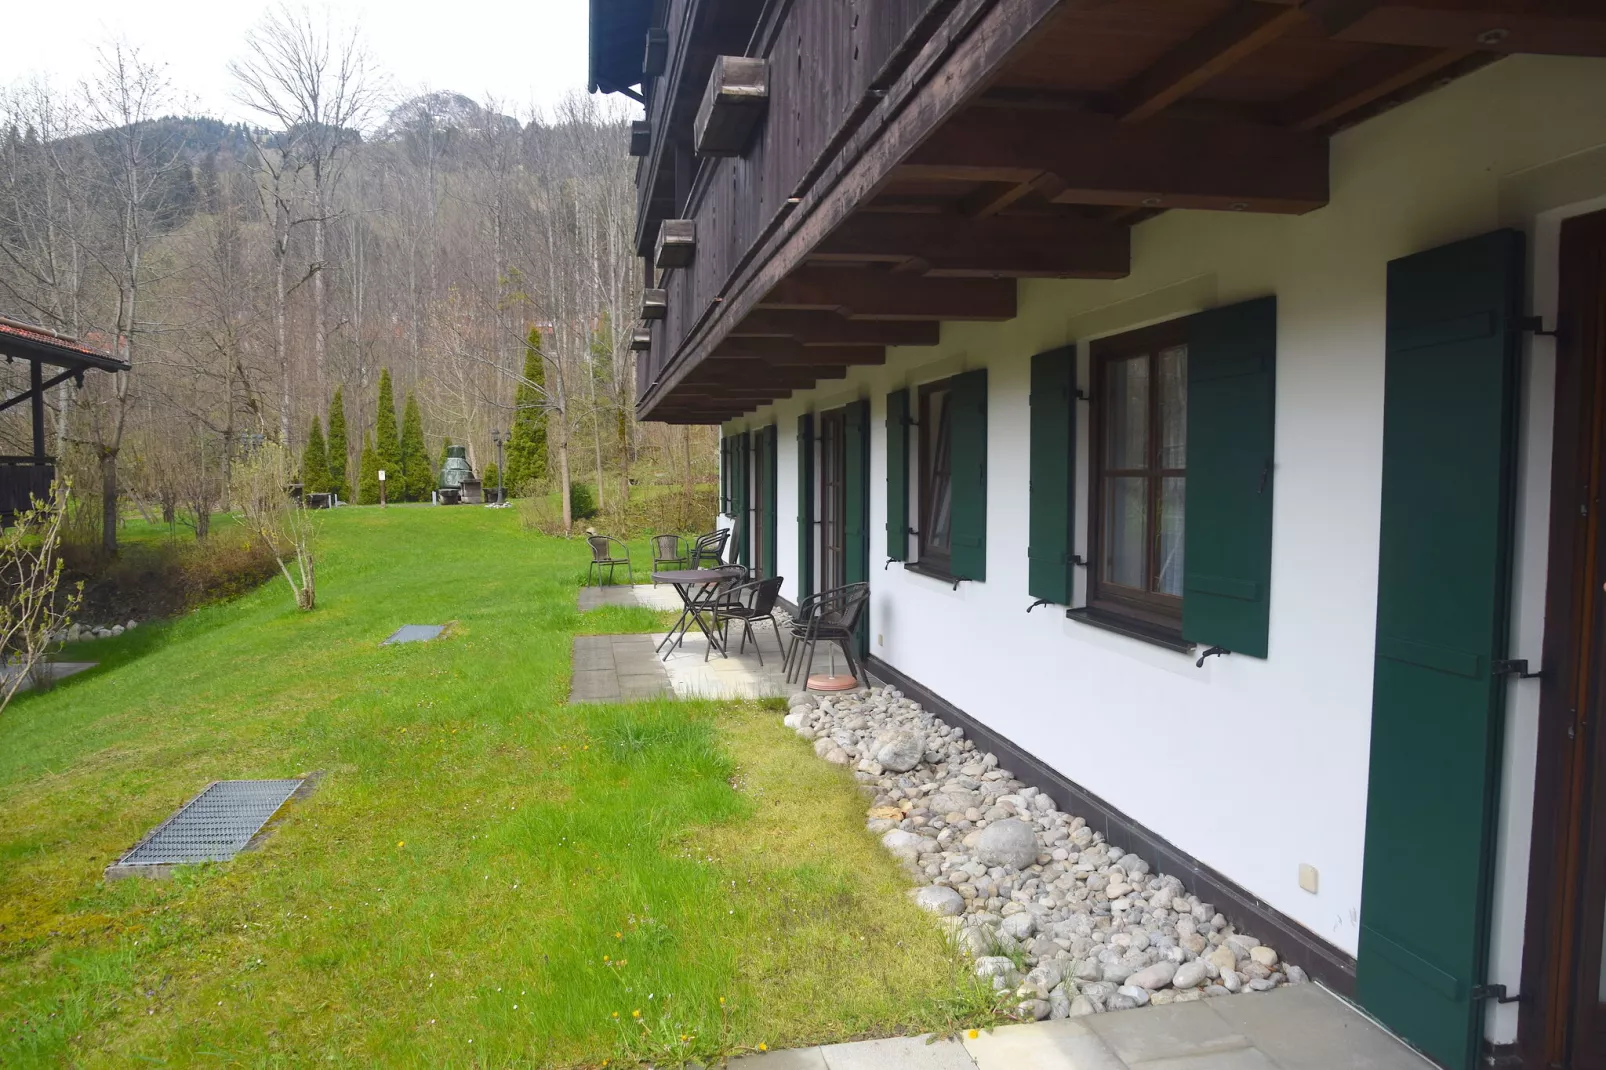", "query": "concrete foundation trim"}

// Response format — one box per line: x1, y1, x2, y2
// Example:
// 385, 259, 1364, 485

864, 652, 1360, 997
